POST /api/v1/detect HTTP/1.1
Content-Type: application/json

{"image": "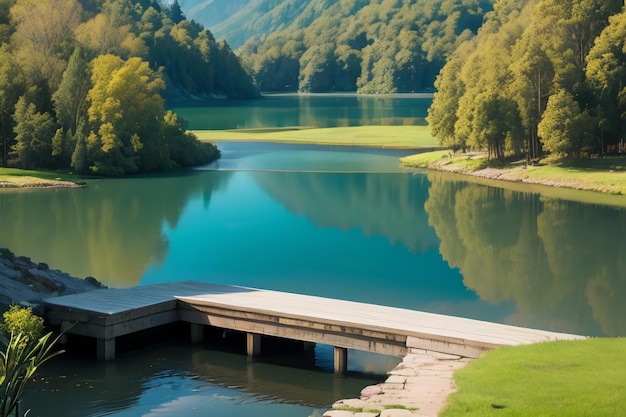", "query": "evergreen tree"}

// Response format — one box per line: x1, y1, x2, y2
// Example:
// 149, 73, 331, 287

11, 95, 55, 169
